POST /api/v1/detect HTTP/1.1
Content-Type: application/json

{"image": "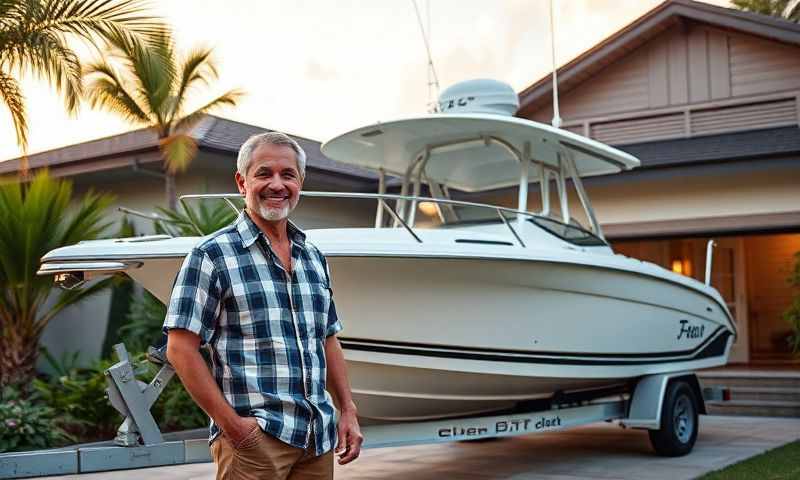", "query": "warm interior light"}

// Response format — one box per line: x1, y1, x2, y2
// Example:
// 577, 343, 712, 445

671, 258, 693, 276
418, 202, 439, 217
671, 259, 684, 275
